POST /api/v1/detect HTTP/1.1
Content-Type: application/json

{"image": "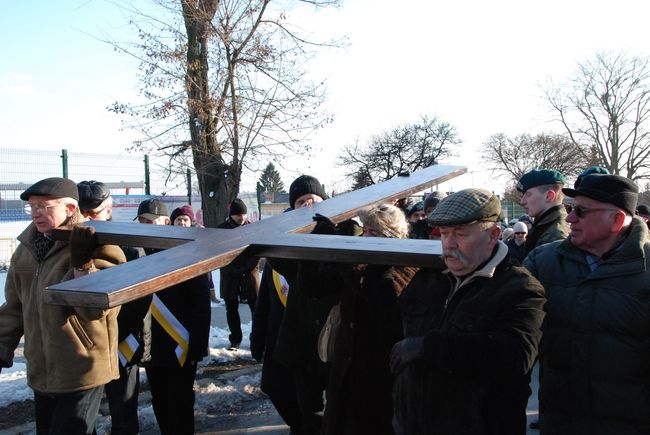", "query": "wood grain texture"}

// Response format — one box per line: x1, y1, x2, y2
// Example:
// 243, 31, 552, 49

45, 164, 465, 308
